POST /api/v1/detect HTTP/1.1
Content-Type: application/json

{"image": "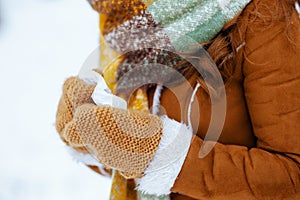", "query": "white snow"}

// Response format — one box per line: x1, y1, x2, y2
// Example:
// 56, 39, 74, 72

0, 0, 111, 199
